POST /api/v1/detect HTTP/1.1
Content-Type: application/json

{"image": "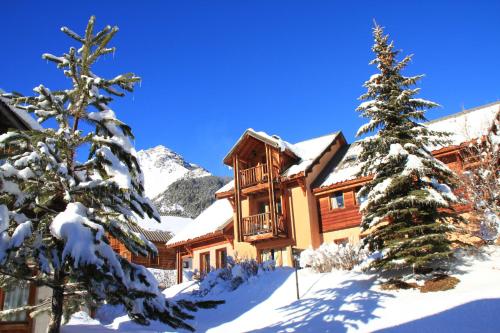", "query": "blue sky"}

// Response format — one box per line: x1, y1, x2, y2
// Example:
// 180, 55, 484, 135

2, 1, 499, 176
